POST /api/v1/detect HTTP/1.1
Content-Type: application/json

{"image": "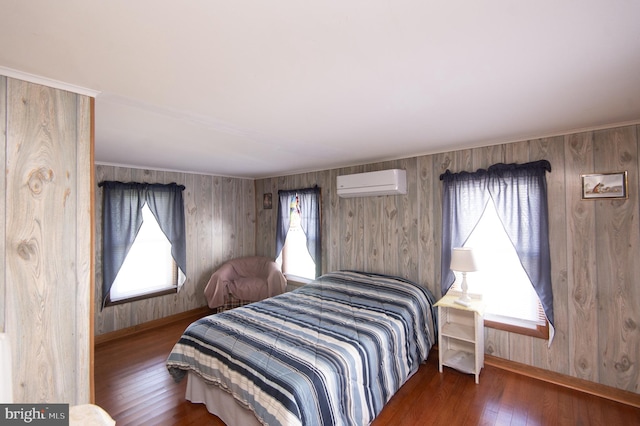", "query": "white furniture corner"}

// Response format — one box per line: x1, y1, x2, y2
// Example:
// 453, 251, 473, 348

435, 294, 485, 384
0, 333, 13, 402
70, 404, 115, 426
